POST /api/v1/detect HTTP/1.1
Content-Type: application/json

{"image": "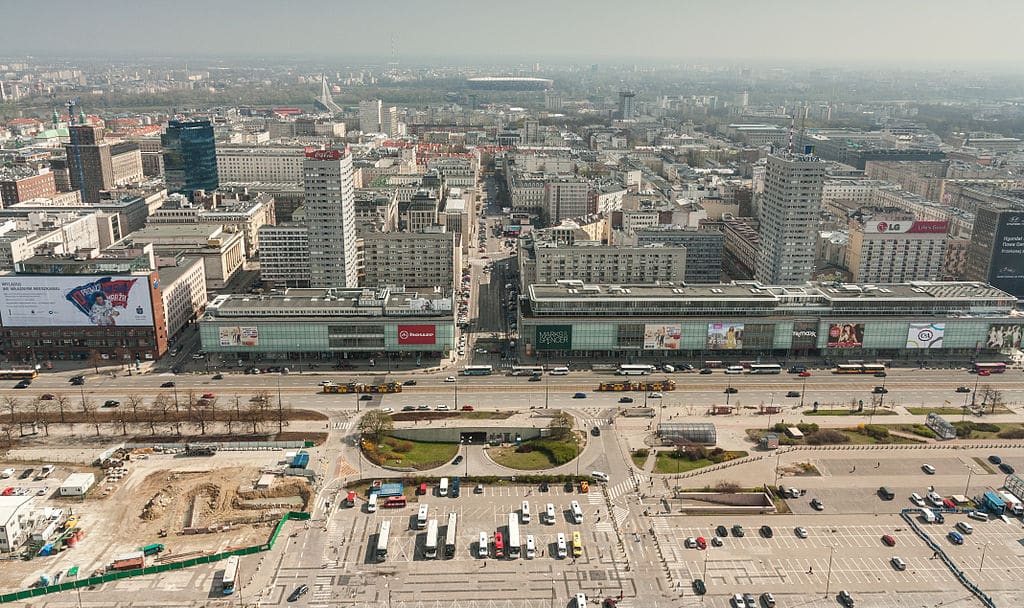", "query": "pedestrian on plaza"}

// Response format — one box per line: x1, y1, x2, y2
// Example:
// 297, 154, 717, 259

808, 566, 813, 574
